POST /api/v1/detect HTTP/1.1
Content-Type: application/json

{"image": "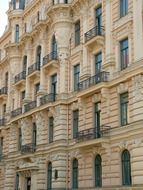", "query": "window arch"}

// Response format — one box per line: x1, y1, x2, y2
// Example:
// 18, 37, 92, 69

47, 162, 52, 190
95, 154, 102, 187
72, 158, 78, 189
36, 46, 42, 69
122, 149, 131, 186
